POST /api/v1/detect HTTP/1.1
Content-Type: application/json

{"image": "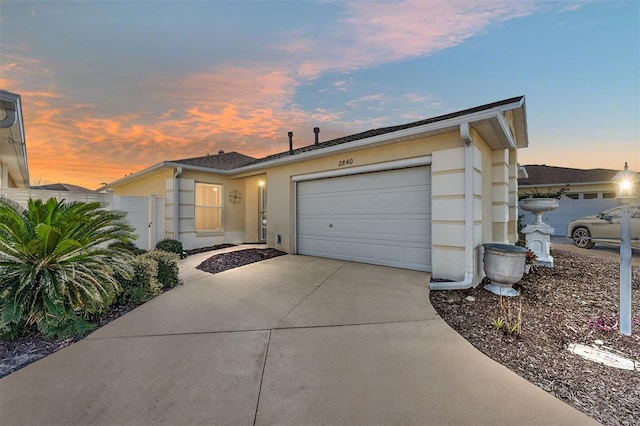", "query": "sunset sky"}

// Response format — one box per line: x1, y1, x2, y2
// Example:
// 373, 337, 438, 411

1, 0, 638, 190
